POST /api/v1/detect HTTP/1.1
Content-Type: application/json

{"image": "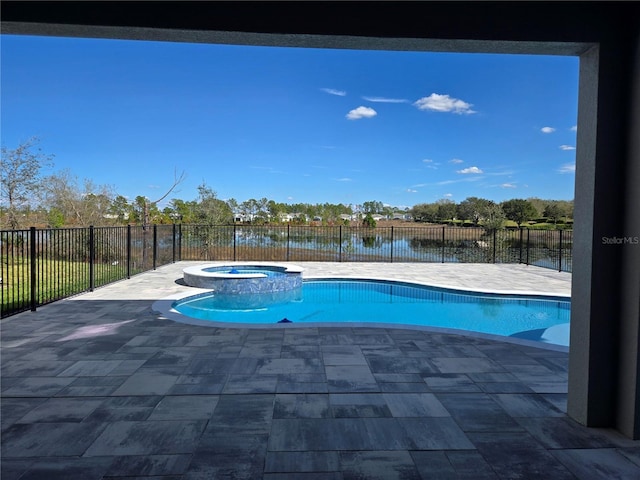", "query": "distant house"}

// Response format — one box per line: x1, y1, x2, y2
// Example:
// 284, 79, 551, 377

279, 212, 313, 223
234, 213, 257, 223
103, 213, 129, 221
